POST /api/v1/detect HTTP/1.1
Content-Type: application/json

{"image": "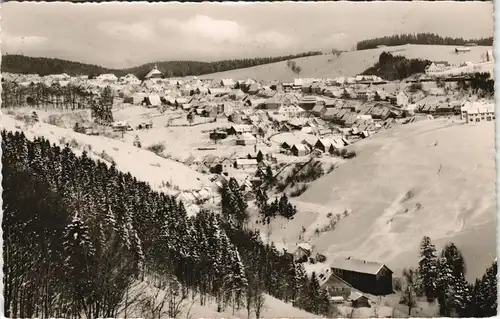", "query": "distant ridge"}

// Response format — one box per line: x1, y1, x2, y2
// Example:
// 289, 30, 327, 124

1, 51, 323, 79
356, 33, 493, 50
